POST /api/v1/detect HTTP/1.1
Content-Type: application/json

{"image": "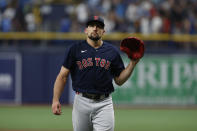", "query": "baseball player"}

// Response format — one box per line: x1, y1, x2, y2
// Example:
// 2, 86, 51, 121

52, 16, 140, 131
